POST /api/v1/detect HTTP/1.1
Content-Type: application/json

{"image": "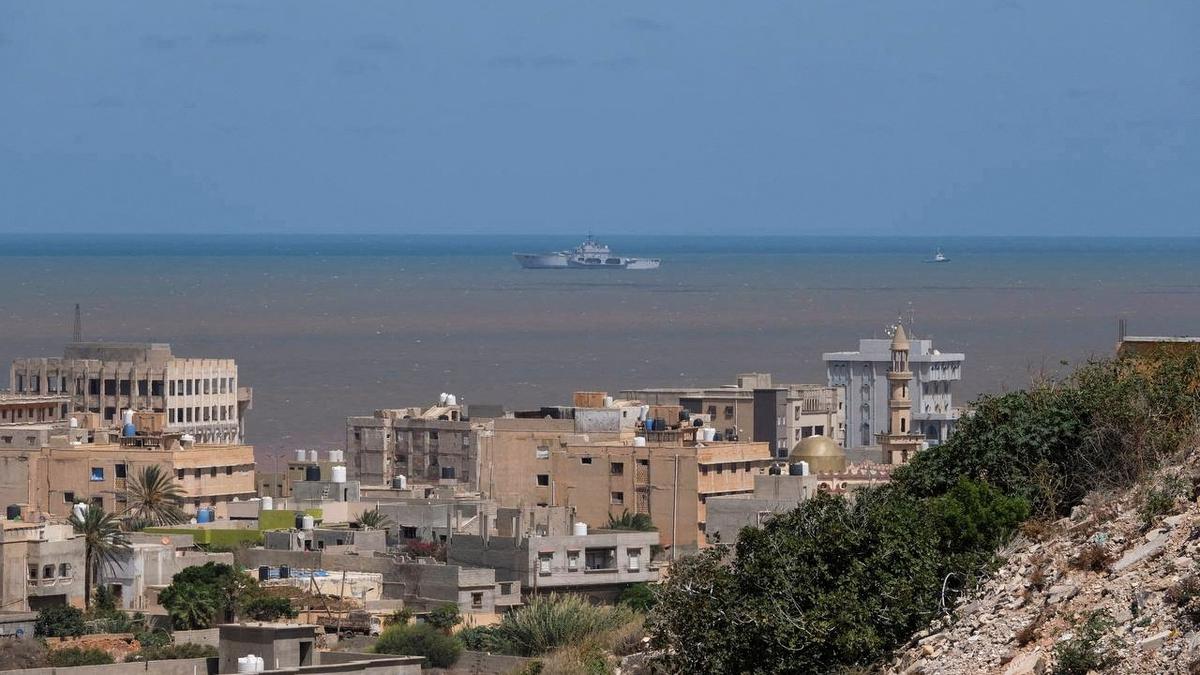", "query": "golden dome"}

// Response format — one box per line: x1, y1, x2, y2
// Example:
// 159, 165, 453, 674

789, 435, 847, 474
